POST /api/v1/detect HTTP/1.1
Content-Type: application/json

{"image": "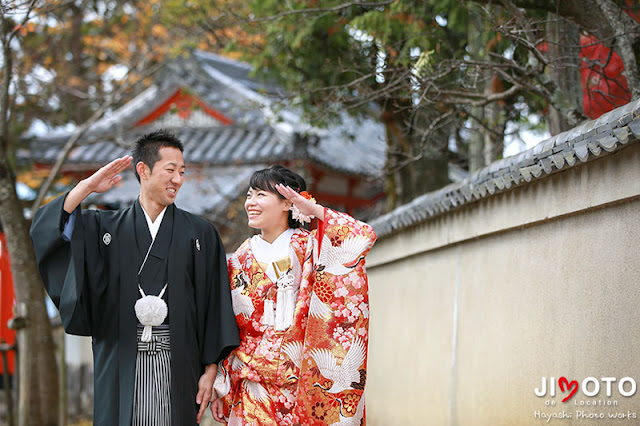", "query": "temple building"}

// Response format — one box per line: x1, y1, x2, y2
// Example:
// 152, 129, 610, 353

27, 50, 388, 250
